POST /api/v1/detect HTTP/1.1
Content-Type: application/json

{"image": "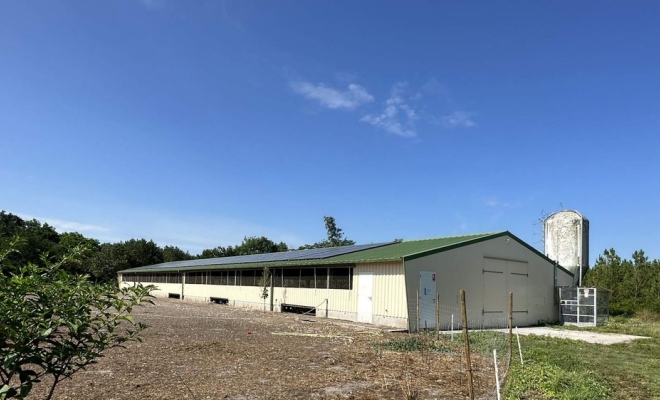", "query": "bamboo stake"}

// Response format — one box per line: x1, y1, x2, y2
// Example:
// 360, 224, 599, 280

461, 289, 474, 400
436, 292, 440, 340
509, 292, 514, 362
493, 349, 501, 400
516, 326, 524, 366
416, 289, 420, 333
